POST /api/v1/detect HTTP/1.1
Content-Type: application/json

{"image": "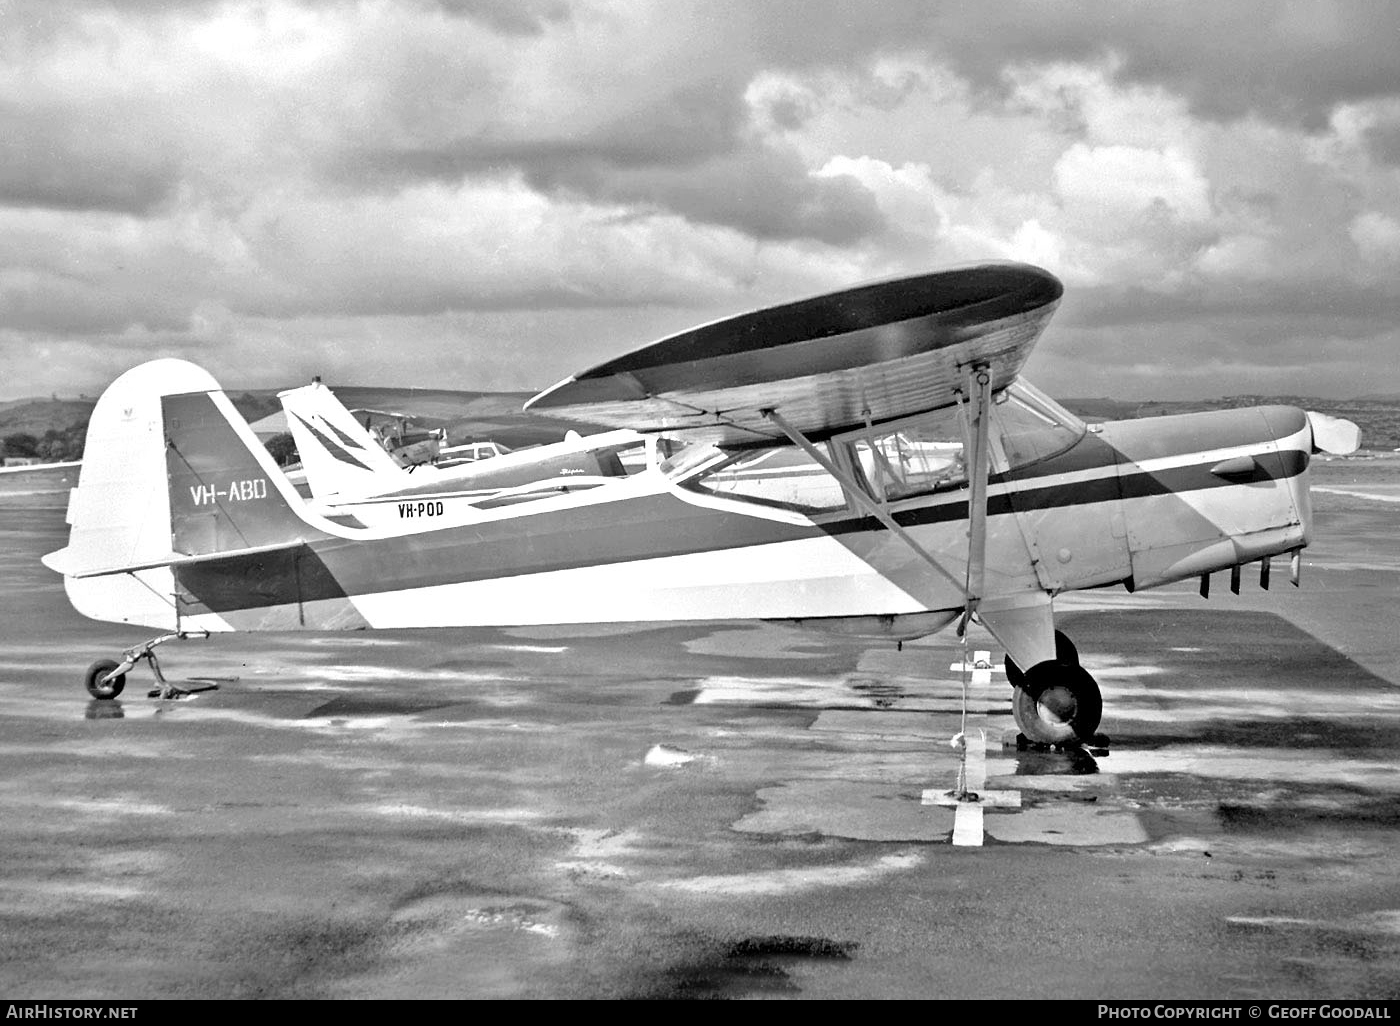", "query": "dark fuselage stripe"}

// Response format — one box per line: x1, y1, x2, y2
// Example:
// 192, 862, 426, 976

827, 446, 1307, 534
